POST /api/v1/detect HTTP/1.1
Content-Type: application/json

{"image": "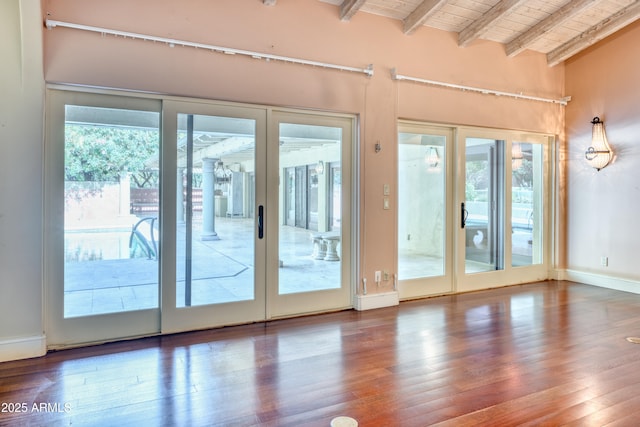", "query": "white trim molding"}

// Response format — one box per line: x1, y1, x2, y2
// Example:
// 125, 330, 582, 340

355, 291, 400, 311
562, 269, 640, 295
0, 335, 46, 362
